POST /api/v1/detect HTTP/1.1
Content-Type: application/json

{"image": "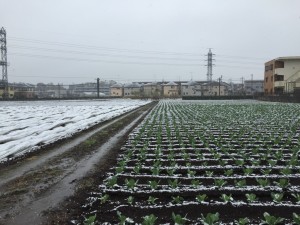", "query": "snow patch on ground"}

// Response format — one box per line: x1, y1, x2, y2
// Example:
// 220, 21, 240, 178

0, 99, 151, 161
